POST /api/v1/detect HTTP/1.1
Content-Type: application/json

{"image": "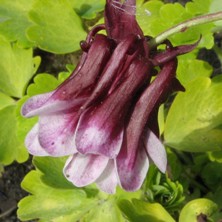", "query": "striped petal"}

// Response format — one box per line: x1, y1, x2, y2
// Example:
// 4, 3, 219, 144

116, 142, 149, 191
75, 106, 124, 158
75, 59, 149, 158
21, 34, 112, 119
